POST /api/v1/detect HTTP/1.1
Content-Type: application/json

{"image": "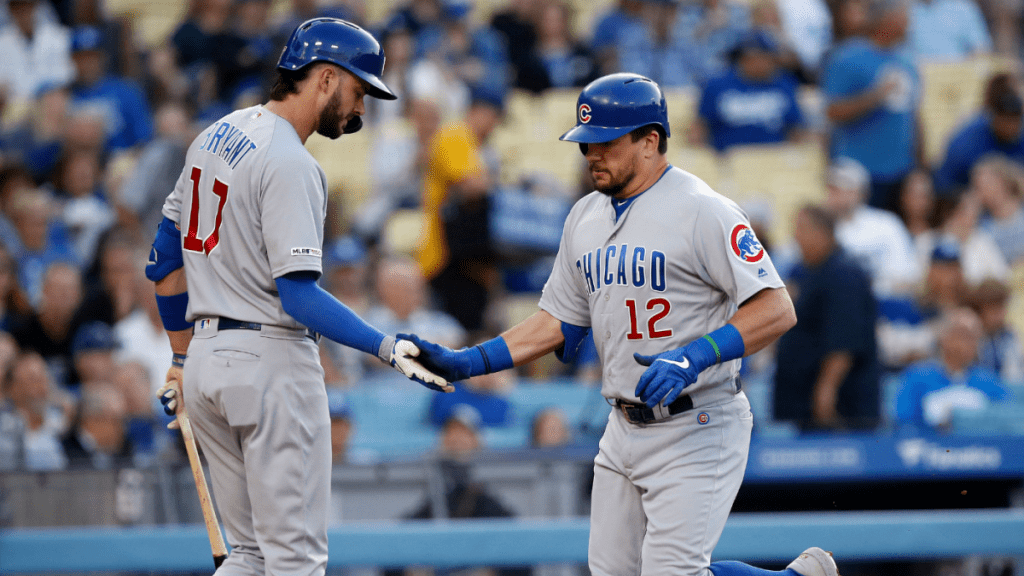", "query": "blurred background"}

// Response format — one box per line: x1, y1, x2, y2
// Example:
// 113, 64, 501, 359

0, 0, 1023, 574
